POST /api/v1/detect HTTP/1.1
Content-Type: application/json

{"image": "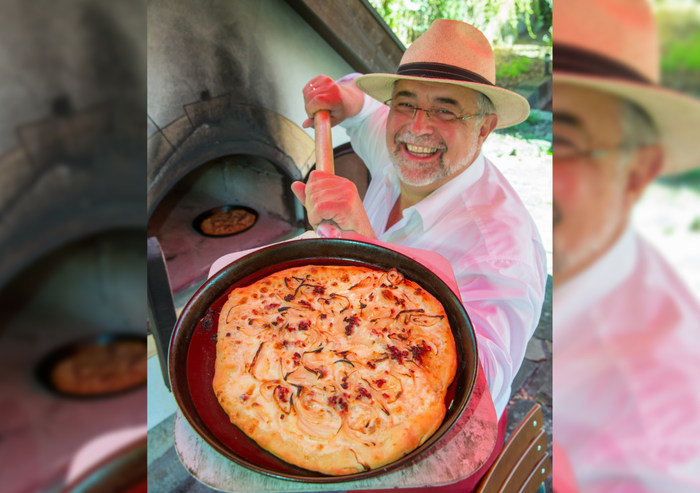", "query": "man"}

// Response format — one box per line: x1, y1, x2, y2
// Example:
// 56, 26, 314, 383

292, 19, 548, 490
552, 0, 700, 491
